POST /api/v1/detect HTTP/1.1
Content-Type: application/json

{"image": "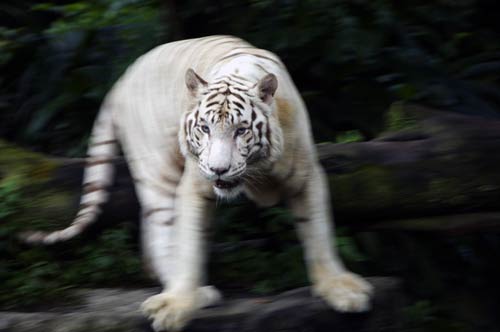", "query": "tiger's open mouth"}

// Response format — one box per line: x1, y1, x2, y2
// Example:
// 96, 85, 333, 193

214, 179, 241, 189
